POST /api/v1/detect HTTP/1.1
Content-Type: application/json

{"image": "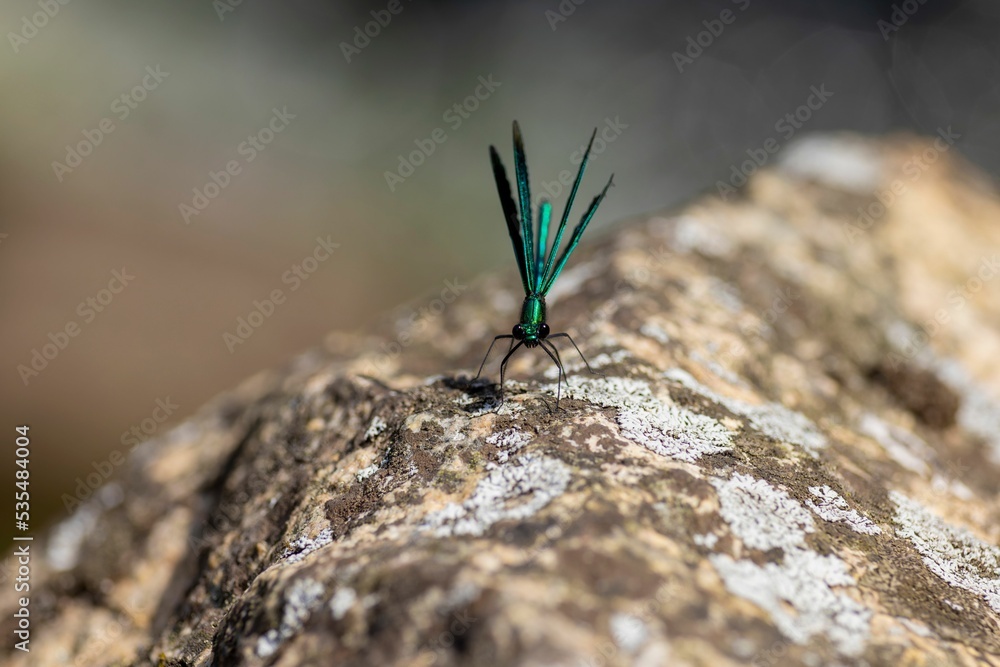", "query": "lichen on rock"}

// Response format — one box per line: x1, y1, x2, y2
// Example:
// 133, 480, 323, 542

5, 134, 1000, 667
